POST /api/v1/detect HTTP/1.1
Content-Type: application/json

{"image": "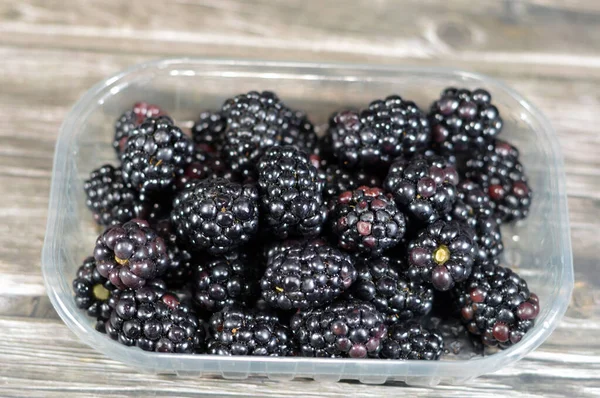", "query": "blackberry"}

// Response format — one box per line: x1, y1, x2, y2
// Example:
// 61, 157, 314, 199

106, 286, 206, 353
152, 218, 194, 289
428, 88, 503, 155
260, 239, 357, 310
192, 111, 227, 151
84, 164, 140, 226
207, 305, 292, 356
330, 186, 406, 257
280, 109, 318, 154
452, 265, 540, 348
121, 116, 194, 201
466, 139, 532, 222
350, 256, 433, 324
192, 251, 258, 313
407, 219, 477, 291
321, 164, 382, 201
380, 322, 444, 360
175, 149, 239, 189
257, 146, 327, 238
290, 300, 388, 358
94, 219, 169, 290
326, 95, 430, 168
171, 178, 259, 254
72, 257, 116, 325
113, 102, 164, 156
384, 155, 459, 224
